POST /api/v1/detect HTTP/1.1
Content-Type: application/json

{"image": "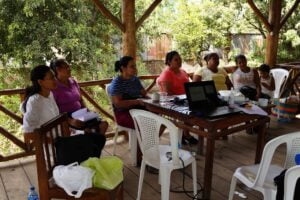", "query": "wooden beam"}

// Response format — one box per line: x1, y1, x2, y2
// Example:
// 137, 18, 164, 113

80, 88, 114, 121
246, 0, 272, 32
91, 0, 125, 32
136, 0, 162, 29
122, 0, 136, 57
0, 127, 27, 150
279, 0, 300, 29
0, 104, 23, 124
